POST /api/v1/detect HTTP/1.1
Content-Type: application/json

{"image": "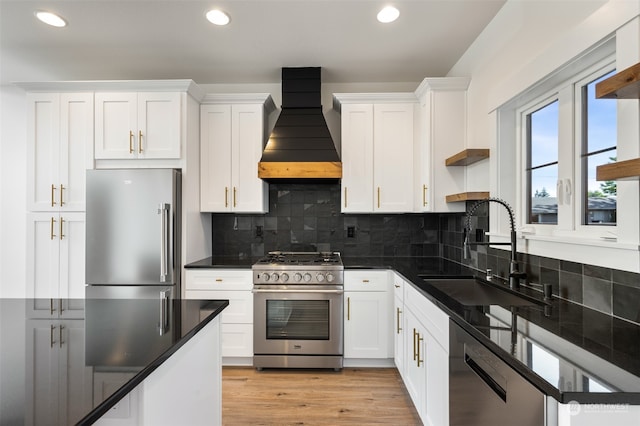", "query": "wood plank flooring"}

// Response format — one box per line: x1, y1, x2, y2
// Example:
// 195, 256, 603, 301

222, 367, 422, 425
